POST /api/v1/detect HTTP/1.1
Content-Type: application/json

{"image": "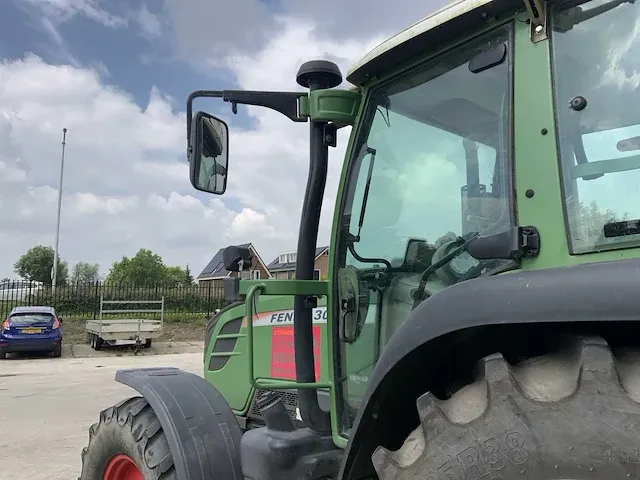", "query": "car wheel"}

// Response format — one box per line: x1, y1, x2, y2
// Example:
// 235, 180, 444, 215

0, 349, 6, 359
53, 345, 62, 357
